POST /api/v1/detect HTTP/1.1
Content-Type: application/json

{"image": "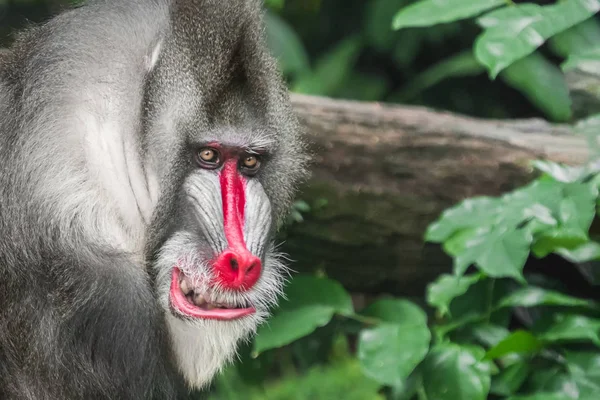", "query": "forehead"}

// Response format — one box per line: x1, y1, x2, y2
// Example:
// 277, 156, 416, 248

189, 125, 278, 154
